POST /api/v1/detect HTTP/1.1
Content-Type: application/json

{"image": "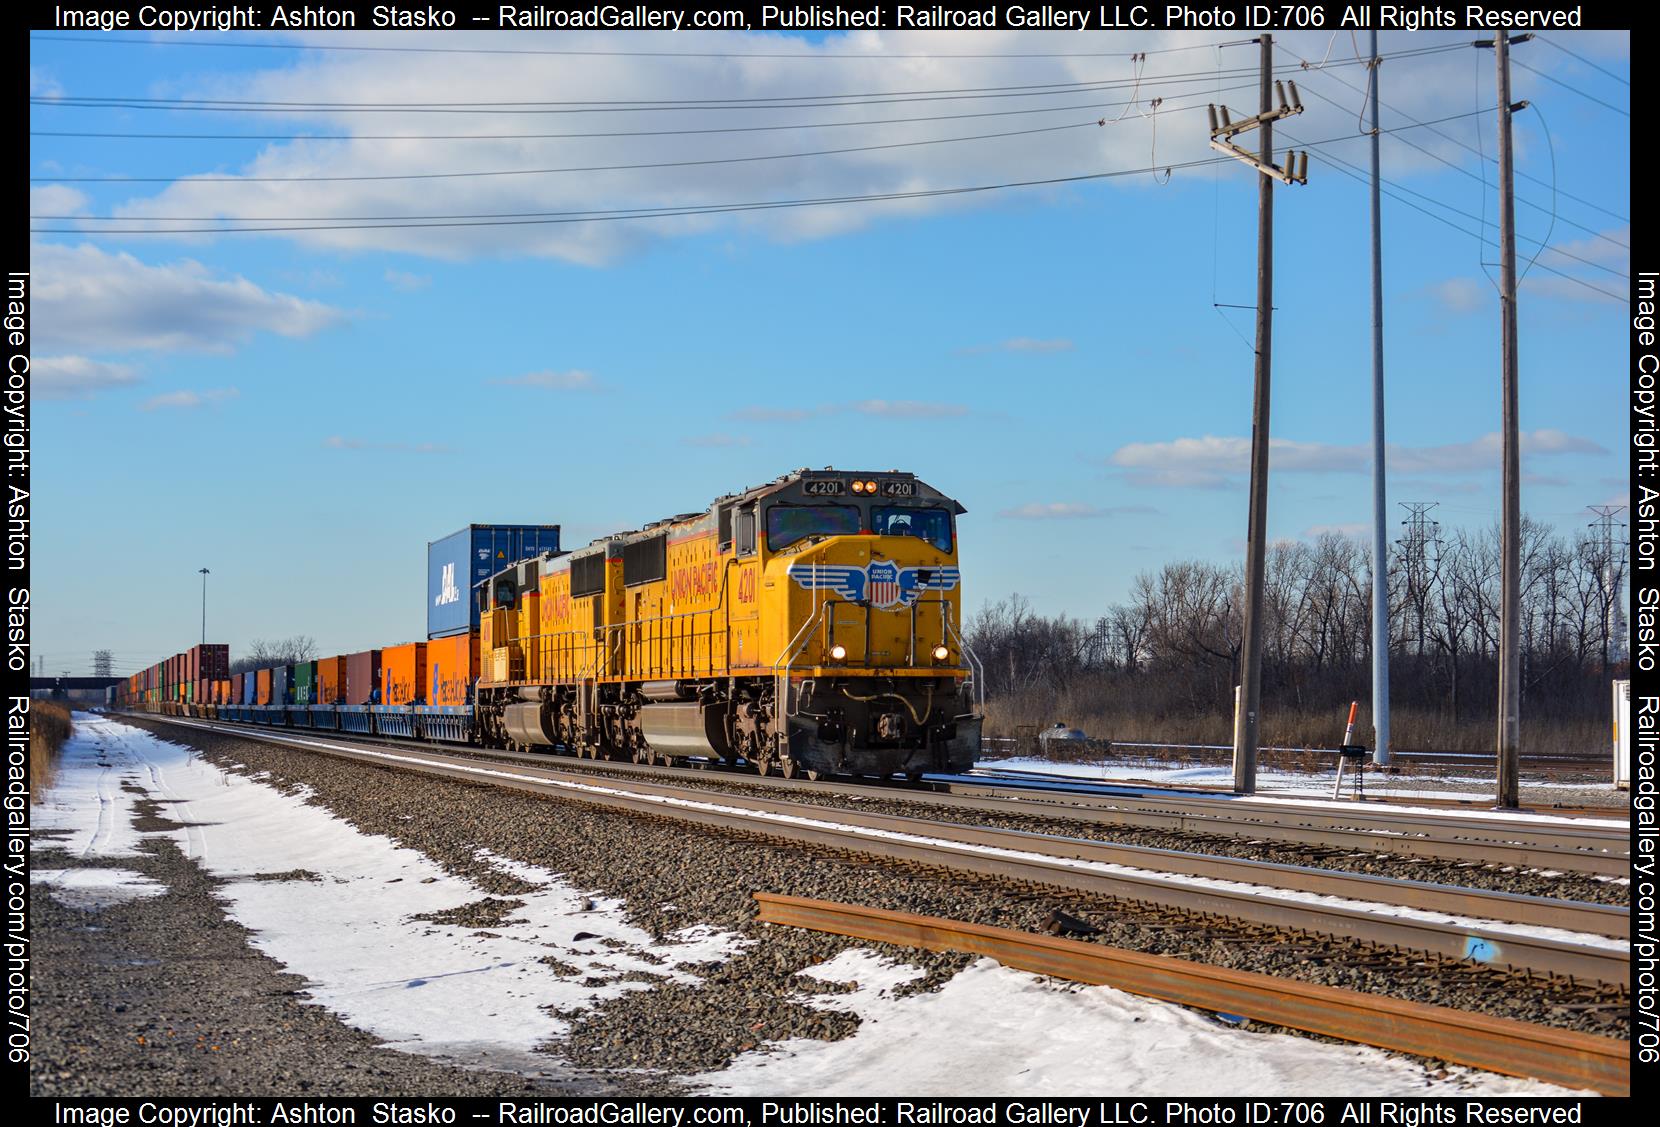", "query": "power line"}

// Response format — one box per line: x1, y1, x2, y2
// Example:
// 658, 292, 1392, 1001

28, 33, 1218, 60
1534, 36, 1630, 86
1277, 41, 1629, 224
1511, 57, 1630, 116
28, 83, 1265, 143
34, 109, 1497, 223
29, 155, 1233, 236
30, 104, 1201, 186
